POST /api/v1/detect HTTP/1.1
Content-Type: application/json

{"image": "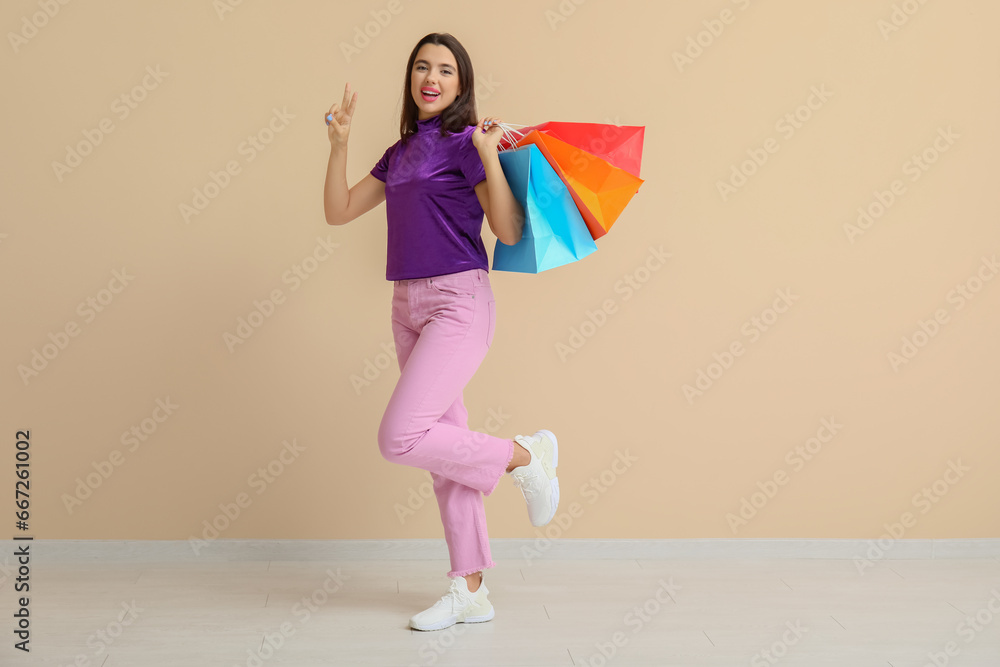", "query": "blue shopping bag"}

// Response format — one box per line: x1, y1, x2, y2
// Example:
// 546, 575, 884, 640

492, 144, 598, 273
